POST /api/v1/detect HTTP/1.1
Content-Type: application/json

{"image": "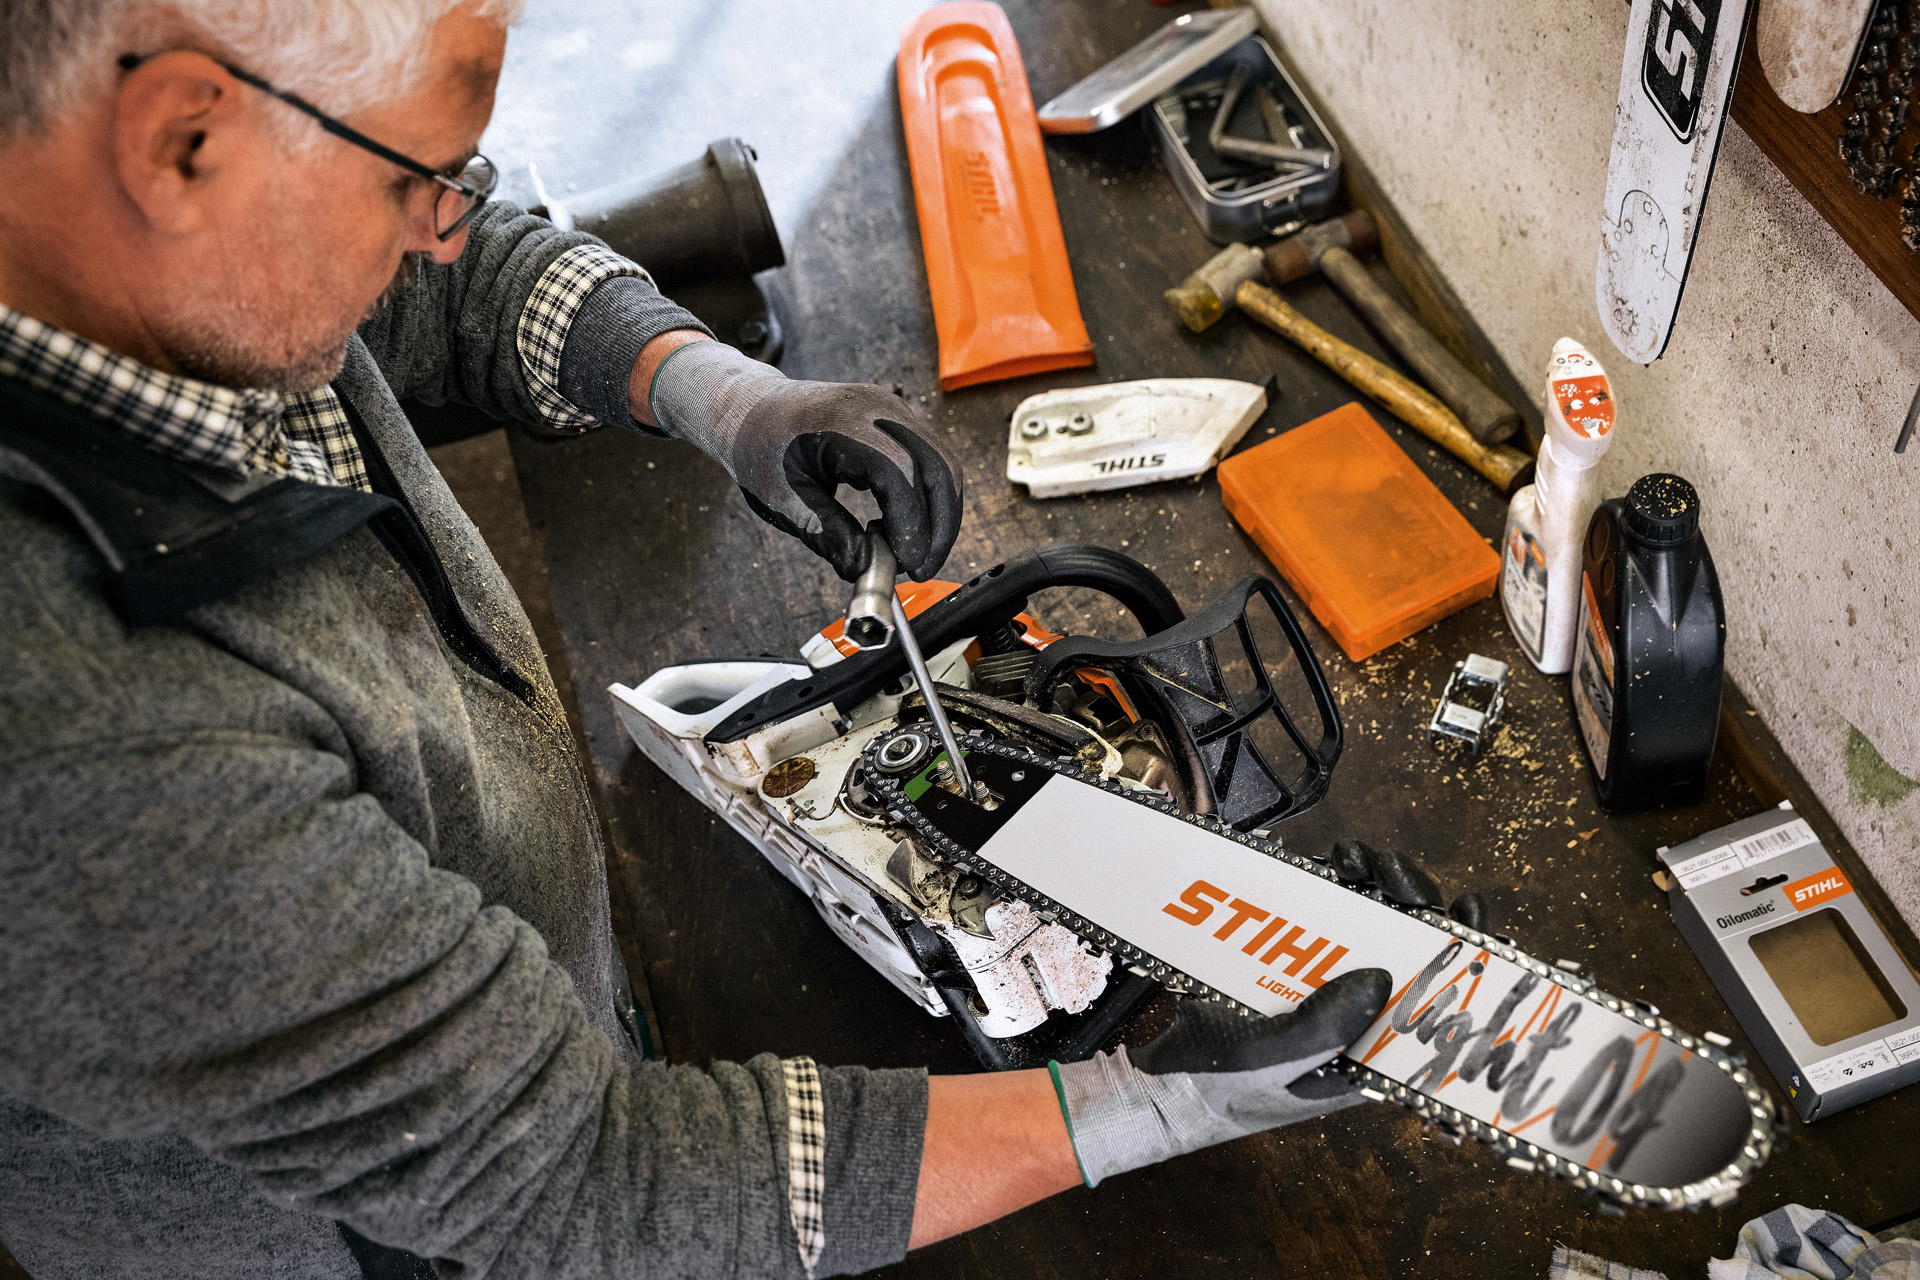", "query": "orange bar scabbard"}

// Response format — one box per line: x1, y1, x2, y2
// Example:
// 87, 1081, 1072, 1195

898, 3, 1096, 391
